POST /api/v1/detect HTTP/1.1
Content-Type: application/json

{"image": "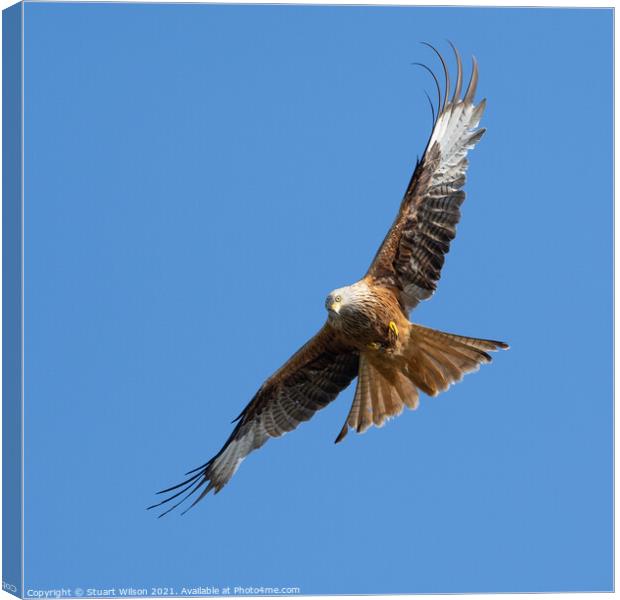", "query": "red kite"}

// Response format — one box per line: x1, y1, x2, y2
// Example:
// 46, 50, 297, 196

150, 43, 507, 517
